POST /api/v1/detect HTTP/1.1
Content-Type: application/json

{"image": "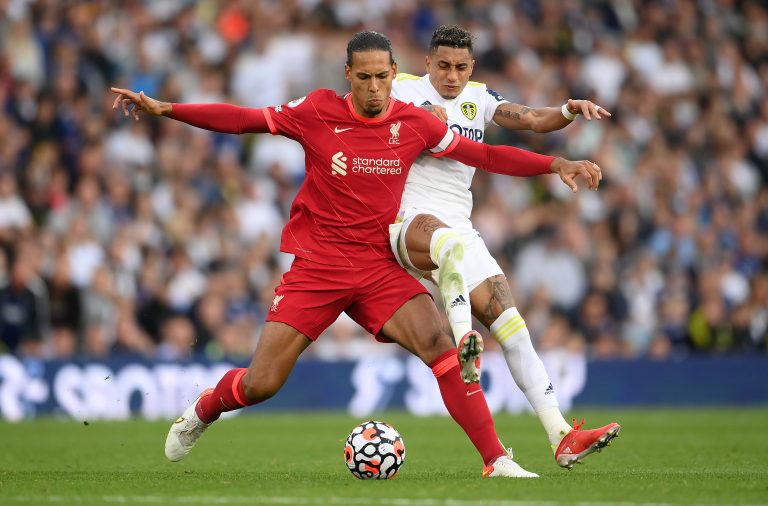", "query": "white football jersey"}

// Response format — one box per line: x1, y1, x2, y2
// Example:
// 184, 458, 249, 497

392, 73, 508, 225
